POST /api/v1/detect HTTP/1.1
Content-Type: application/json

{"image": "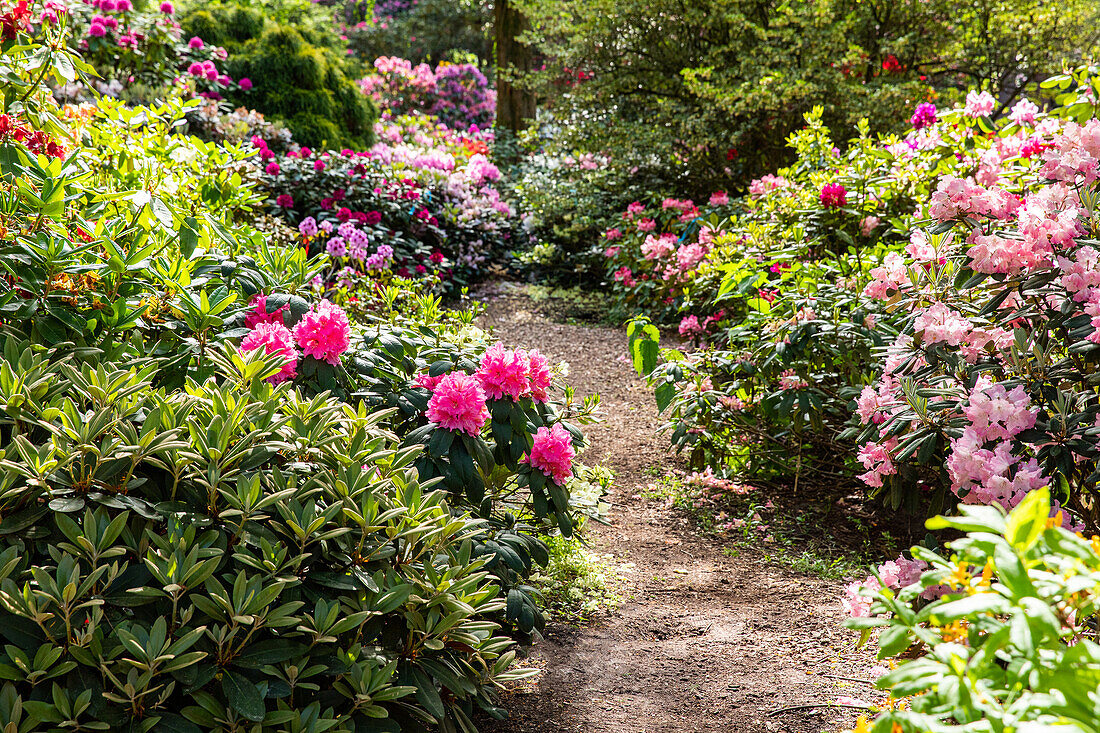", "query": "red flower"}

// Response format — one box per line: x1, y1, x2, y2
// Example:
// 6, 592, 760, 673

881, 54, 903, 73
